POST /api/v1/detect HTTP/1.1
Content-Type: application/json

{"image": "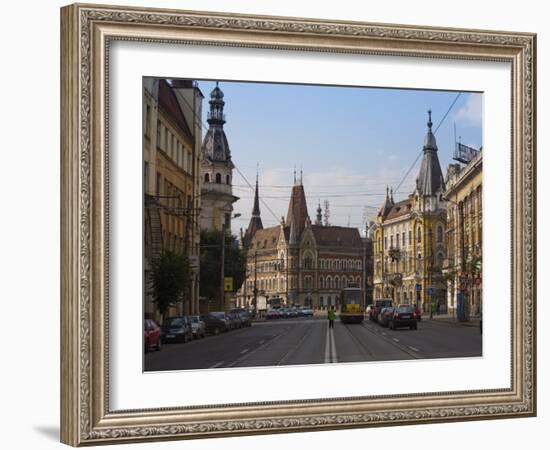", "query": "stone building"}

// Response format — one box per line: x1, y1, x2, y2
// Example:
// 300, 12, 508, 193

443, 147, 482, 319
143, 78, 203, 319
372, 111, 448, 312
238, 174, 364, 310
199, 82, 239, 234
